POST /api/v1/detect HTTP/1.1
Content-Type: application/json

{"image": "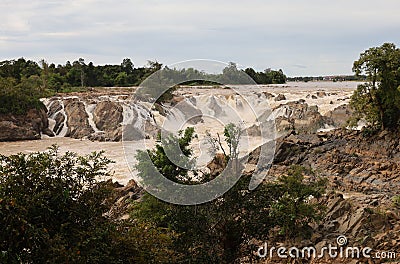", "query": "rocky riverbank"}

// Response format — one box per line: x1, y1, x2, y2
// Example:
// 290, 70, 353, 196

0, 108, 54, 141
107, 127, 400, 263
245, 128, 400, 263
